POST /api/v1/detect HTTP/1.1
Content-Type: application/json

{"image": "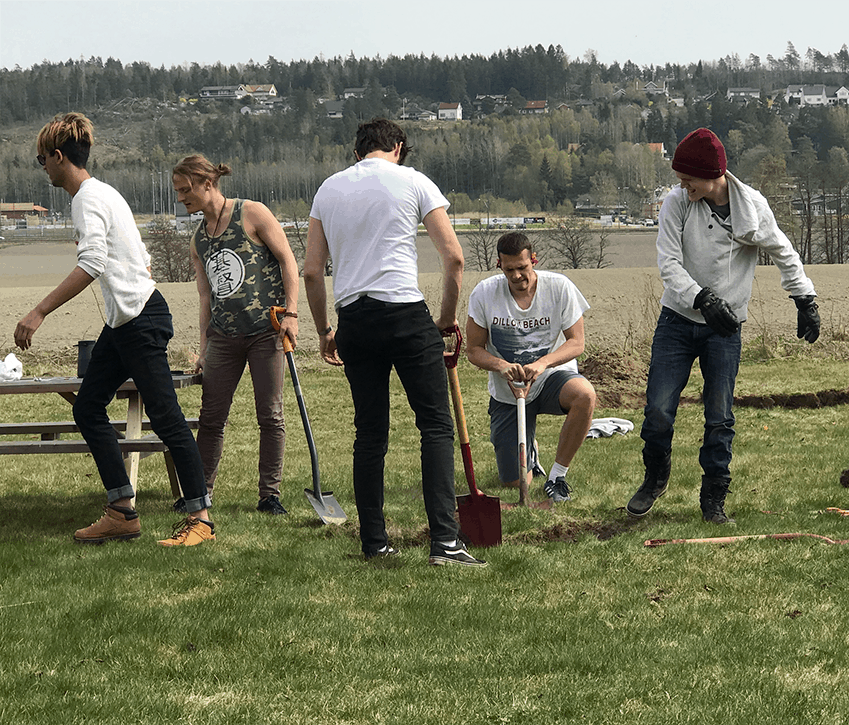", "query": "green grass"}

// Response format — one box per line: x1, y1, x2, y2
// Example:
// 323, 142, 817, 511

1, 351, 849, 724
